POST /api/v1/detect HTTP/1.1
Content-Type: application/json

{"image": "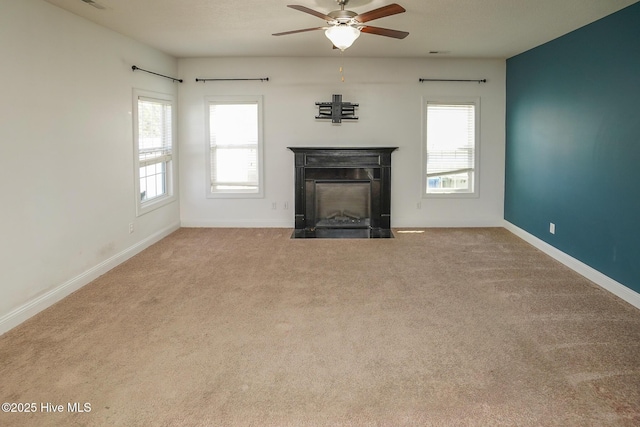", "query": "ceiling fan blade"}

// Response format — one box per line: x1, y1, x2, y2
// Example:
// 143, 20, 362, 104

272, 27, 325, 36
287, 5, 334, 22
354, 3, 406, 23
360, 25, 409, 39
